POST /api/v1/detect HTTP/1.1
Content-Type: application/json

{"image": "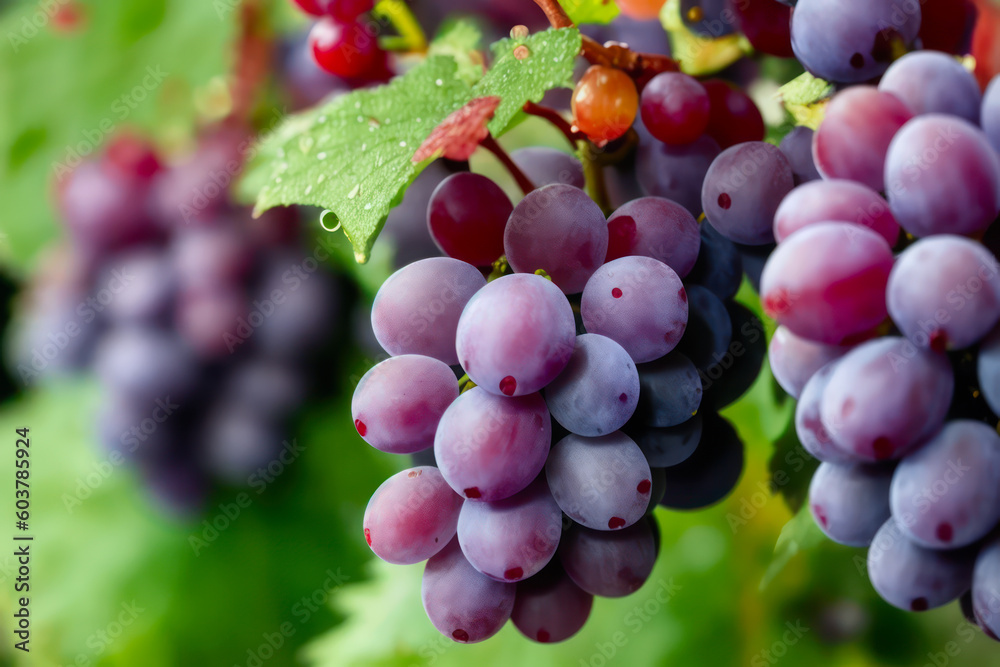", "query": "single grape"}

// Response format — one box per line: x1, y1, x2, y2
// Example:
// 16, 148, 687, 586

878, 51, 982, 124
510, 147, 585, 190
93, 327, 199, 401
769, 325, 849, 400
456, 273, 575, 396
504, 184, 608, 294
700, 301, 766, 410
605, 197, 701, 277
309, 16, 380, 79
633, 352, 704, 428
812, 86, 914, 192
581, 256, 688, 364
371, 257, 486, 366
867, 517, 974, 612
572, 65, 639, 144
685, 223, 743, 301
457, 476, 563, 582
352, 355, 459, 454
512, 564, 593, 643
676, 284, 731, 375
778, 126, 822, 185
545, 334, 640, 437
702, 141, 794, 245
809, 462, 893, 547
174, 287, 248, 358
984, 75, 1000, 156
363, 466, 463, 565
760, 222, 894, 345
734, 0, 794, 58
887, 236, 1000, 351
820, 337, 954, 462
978, 323, 1000, 415
427, 173, 511, 267
171, 224, 254, 292
790, 0, 921, 83
57, 160, 157, 251
972, 537, 1000, 639
422, 536, 515, 643
890, 420, 1000, 549
545, 431, 652, 531
640, 72, 710, 145
773, 179, 899, 247
101, 248, 176, 325
701, 80, 766, 150
795, 360, 854, 464
560, 518, 658, 597
885, 114, 1000, 238
434, 388, 551, 501
630, 412, 703, 468
637, 134, 721, 216
659, 412, 744, 509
